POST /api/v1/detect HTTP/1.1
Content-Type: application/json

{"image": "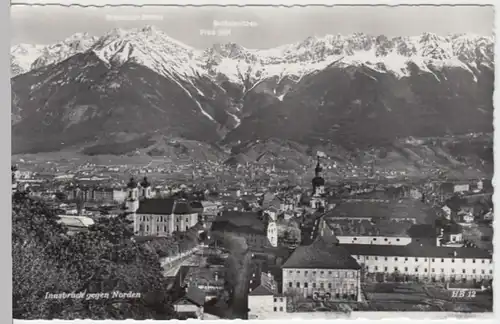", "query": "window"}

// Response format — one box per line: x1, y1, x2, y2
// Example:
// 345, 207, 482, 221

374, 266, 378, 271
462, 269, 466, 274
357, 256, 361, 260
296, 282, 300, 288
328, 283, 332, 288
472, 269, 476, 274
320, 283, 324, 289
313, 271, 317, 275
394, 267, 398, 271
451, 259, 455, 263
373, 238, 377, 241
405, 257, 408, 261
396, 238, 400, 242
490, 270, 493, 274
366, 256, 370, 260
414, 267, 419, 272
289, 282, 292, 288
490, 260, 493, 264
404, 267, 408, 272
384, 238, 388, 241
320, 271, 324, 275
279, 307, 283, 312
482, 260, 485, 264
431, 268, 435, 273
274, 307, 277, 312
289, 270, 292, 274
296, 271, 300, 274
353, 237, 357, 241
481, 270, 485, 274
472, 259, 476, 263
305, 271, 308, 275
424, 258, 428, 262
462, 259, 466, 263
374, 256, 378, 261
441, 268, 444, 273
441, 258, 444, 262
312, 283, 316, 288
424, 268, 428, 273
274, 298, 277, 302
304, 282, 308, 288
280, 298, 283, 302
394, 257, 398, 261
451, 269, 455, 273
384, 267, 388, 271
431, 258, 435, 262
328, 271, 332, 275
